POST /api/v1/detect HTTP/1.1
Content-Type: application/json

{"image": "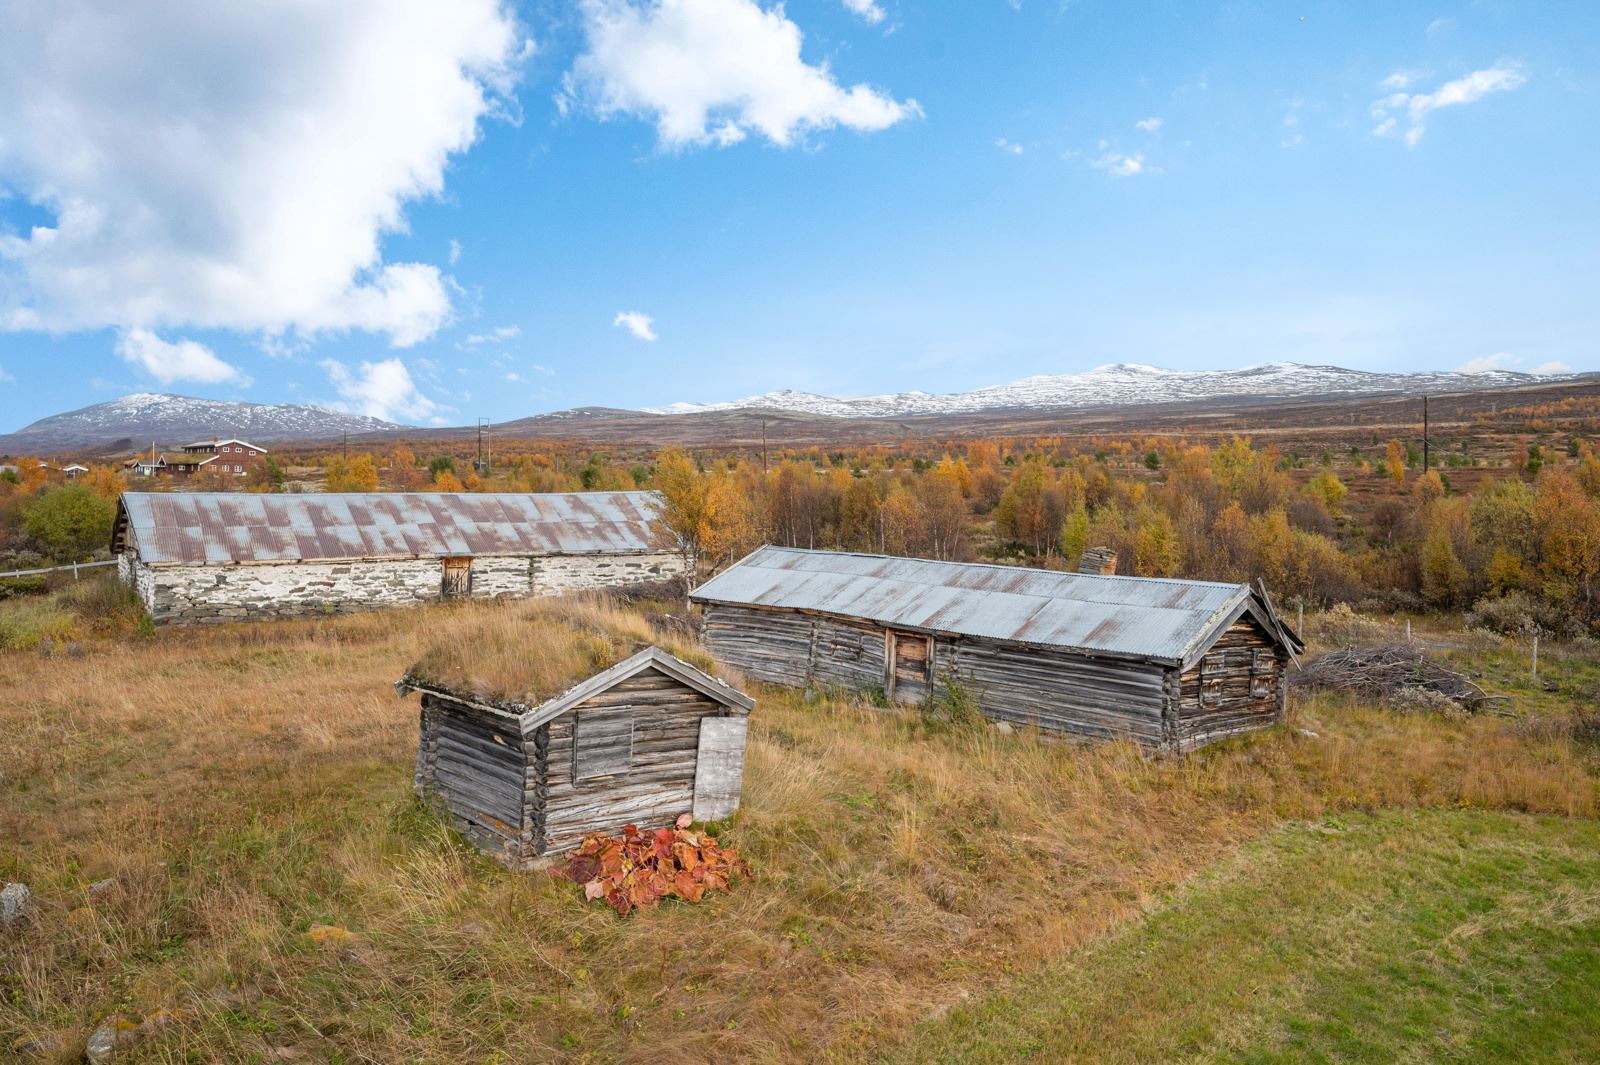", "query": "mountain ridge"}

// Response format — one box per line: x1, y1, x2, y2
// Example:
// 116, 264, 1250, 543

1, 393, 404, 454
643, 362, 1572, 418
2, 362, 1588, 455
